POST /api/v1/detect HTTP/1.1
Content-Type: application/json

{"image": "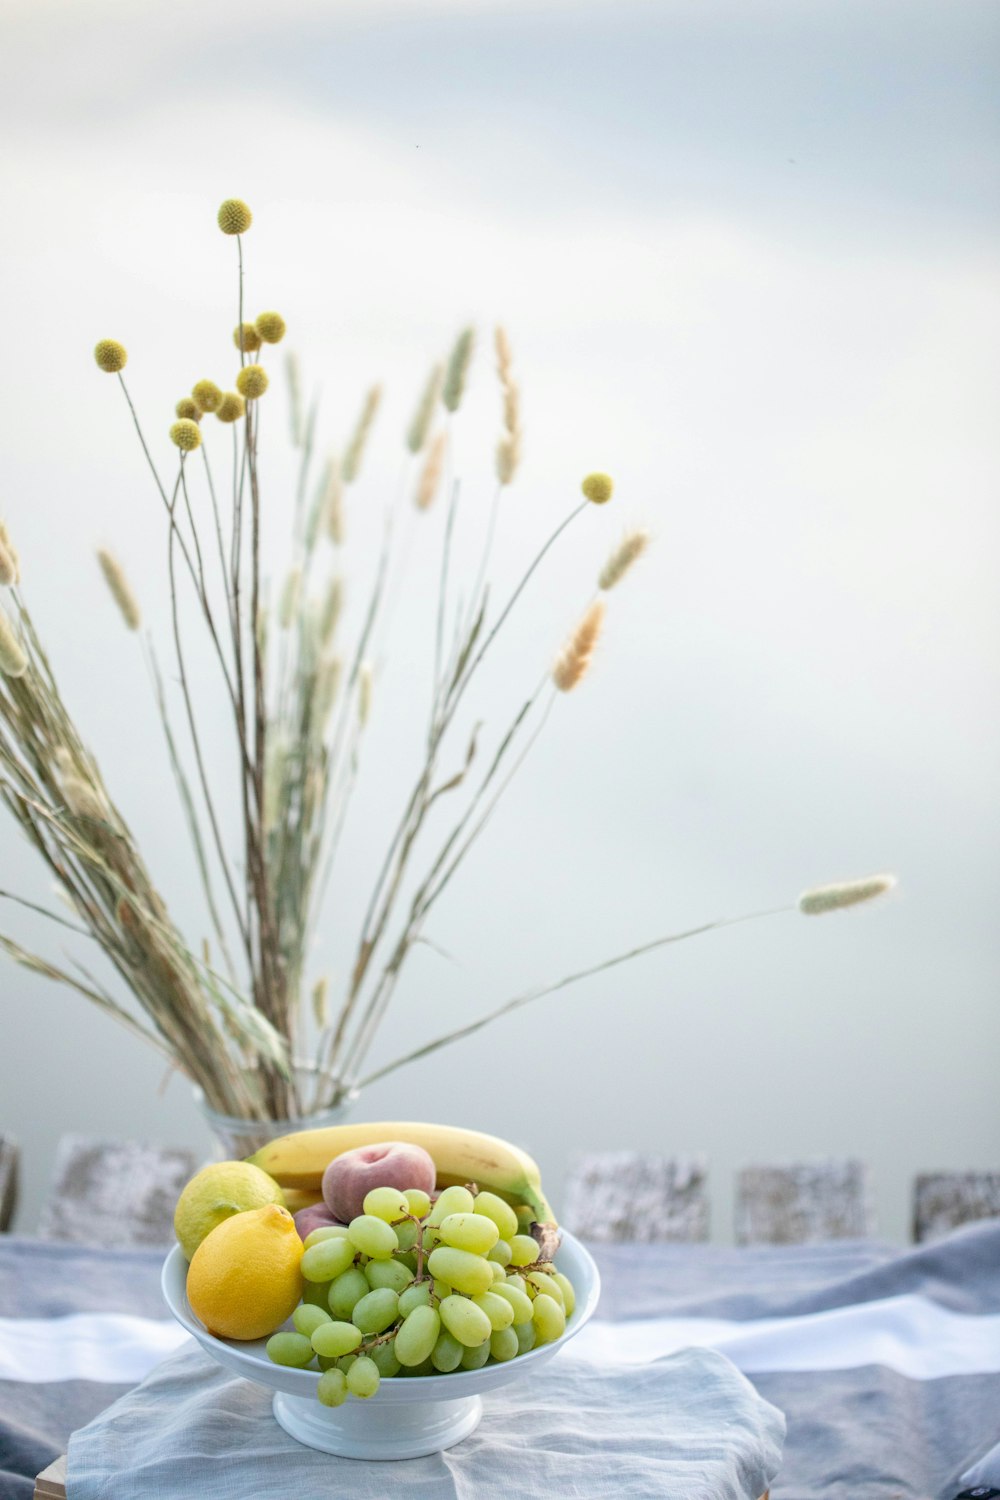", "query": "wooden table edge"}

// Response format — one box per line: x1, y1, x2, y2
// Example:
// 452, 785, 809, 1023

35, 1454, 768, 1498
